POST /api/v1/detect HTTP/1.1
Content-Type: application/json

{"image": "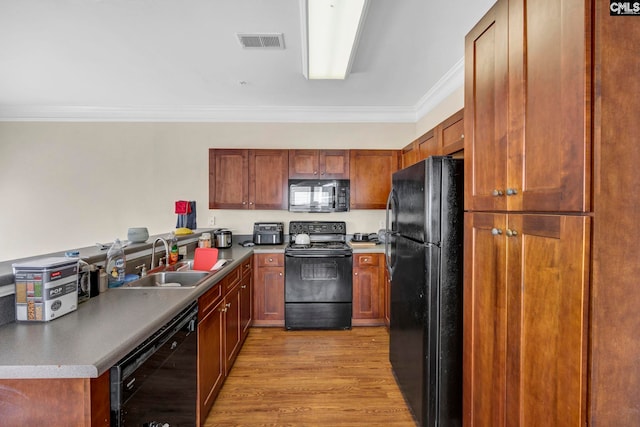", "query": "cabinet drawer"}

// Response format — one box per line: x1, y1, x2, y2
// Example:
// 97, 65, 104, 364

255, 253, 284, 267
199, 283, 223, 318
354, 253, 379, 267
